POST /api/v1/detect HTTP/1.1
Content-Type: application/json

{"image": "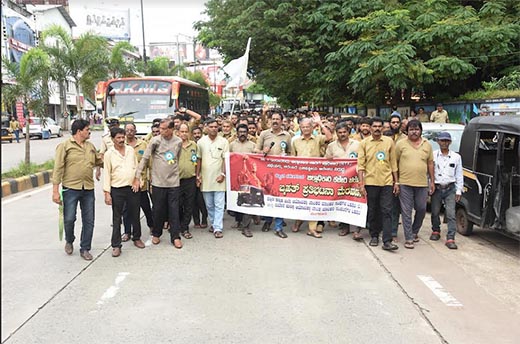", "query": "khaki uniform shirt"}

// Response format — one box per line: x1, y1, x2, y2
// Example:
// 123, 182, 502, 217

128, 138, 150, 190
291, 134, 327, 157
357, 135, 397, 186
103, 145, 138, 192
430, 110, 449, 123
52, 138, 103, 190
229, 140, 256, 154
197, 135, 229, 192
100, 133, 114, 154
396, 138, 433, 187
418, 113, 429, 123
351, 133, 371, 142
136, 135, 182, 188
325, 139, 360, 159
179, 140, 199, 180
256, 129, 292, 156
